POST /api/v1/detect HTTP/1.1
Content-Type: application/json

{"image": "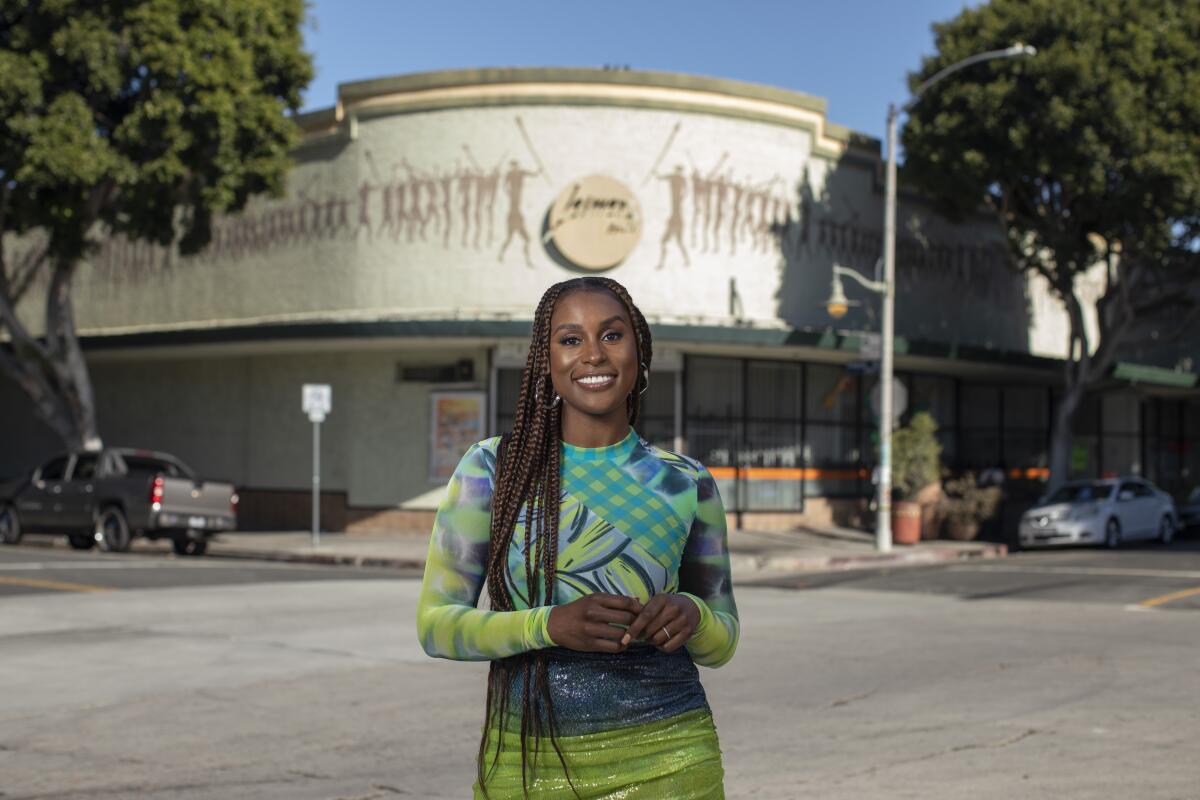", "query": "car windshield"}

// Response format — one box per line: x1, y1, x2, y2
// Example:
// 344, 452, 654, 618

1046, 483, 1112, 504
